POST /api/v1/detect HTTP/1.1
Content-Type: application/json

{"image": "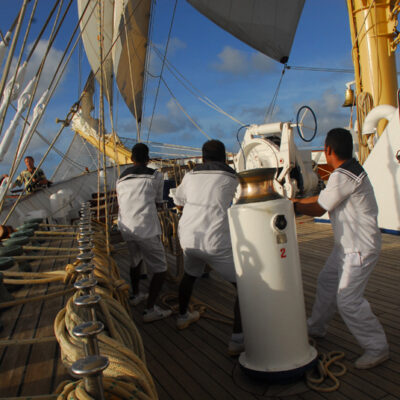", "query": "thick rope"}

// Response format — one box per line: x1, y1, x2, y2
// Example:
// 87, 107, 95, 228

54, 294, 157, 399
55, 377, 157, 400
306, 350, 347, 392
1, 219, 158, 398
356, 92, 374, 164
